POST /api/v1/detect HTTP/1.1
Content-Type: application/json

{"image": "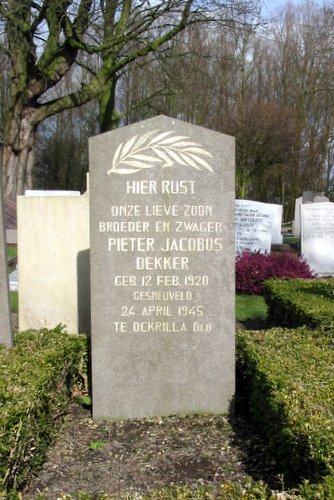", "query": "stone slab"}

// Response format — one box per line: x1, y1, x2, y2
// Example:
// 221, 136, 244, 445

268, 203, 283, 245
9, 269, 18, 291
18, 193, 90, 333
25, 190, 80, 196
301, 202, 334, 276
0, 183, 13, 346
292, 196, 303, 237
235, 199, 273, 254
6, 229, 17, 244
90, 115, 235, 420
